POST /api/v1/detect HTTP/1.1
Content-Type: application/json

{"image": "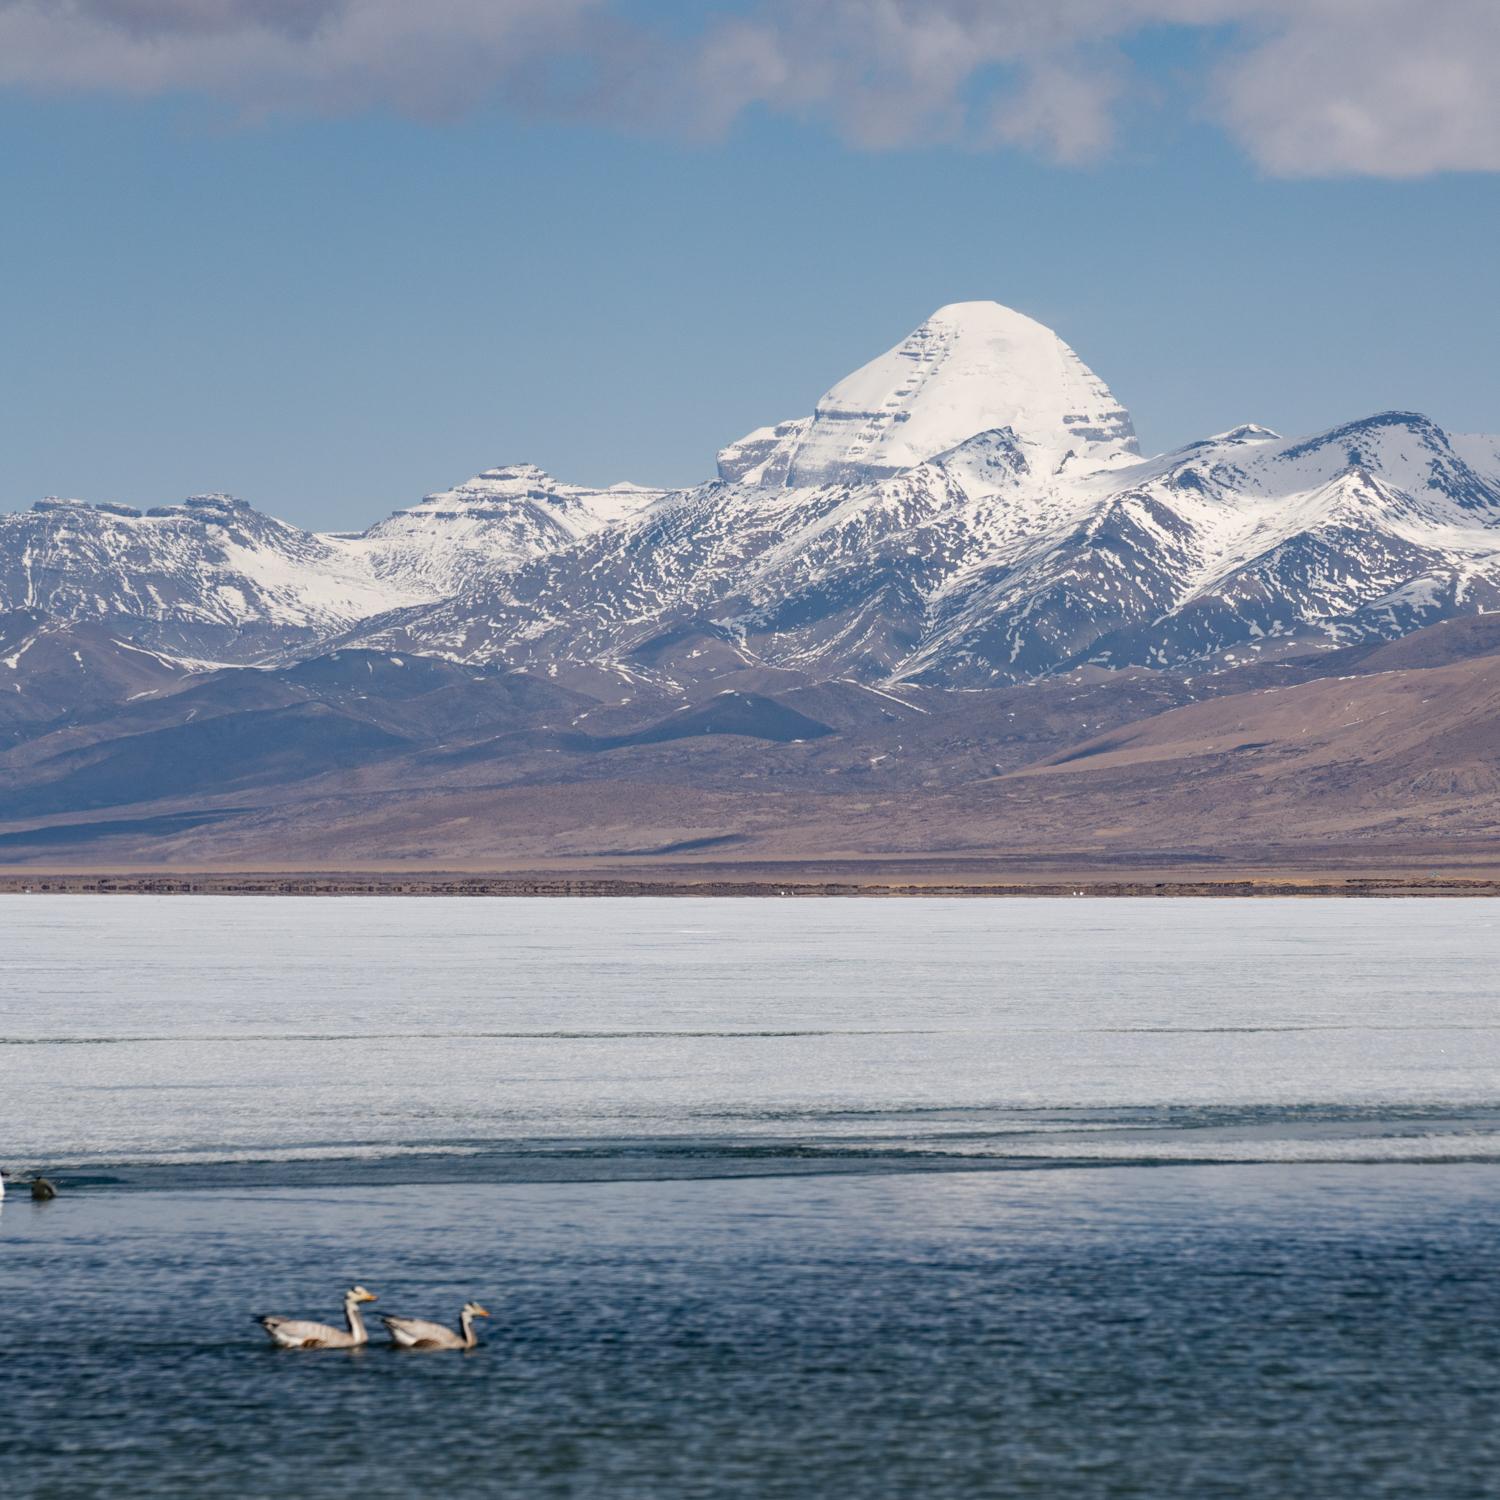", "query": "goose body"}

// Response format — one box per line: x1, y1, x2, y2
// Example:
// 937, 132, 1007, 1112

256, 1286, 377, 1349
382, 1302, 490, 1350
